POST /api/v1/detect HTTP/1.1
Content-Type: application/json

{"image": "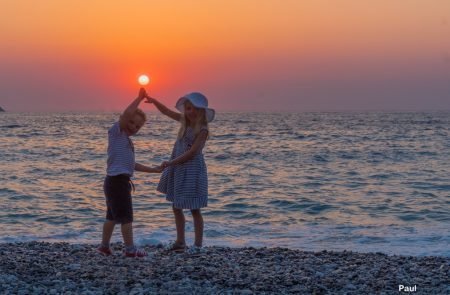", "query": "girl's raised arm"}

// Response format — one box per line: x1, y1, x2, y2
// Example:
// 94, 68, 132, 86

145, 96, 181, 122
